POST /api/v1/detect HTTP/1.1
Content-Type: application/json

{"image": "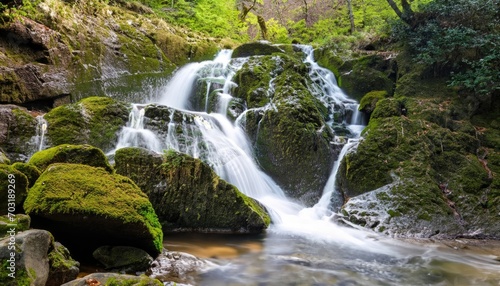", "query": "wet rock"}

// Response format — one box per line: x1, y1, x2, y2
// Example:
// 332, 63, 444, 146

24, 163, 163, 257
93, 246, 153, 274
149, 251, 216, 285
61, 273, 162, 286
115, 148, 270, 233
28, 144, 113, 173
234, 54, 336, 206
0, 229, 79, 286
